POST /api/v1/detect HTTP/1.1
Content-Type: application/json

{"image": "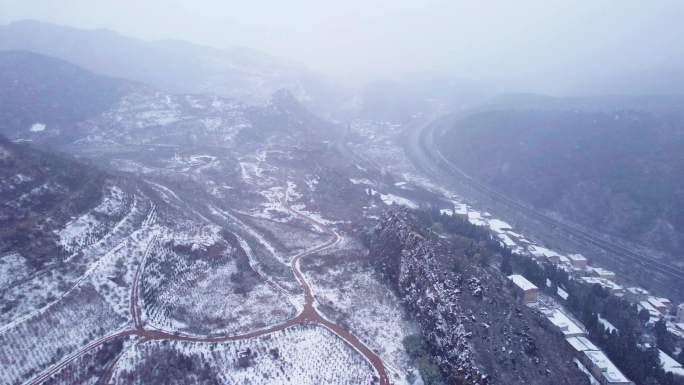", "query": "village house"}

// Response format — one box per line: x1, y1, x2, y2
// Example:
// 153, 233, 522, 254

625, 287, 650, 303
666, 321, 684, 339
579, 276, 625, 295
647, 296, 670, 315
567, 253, 588, 270
565, 336, 634, 385
545, 308, 586, 337
508, 274, 539, 304
583, 350, 635, 385
587, 267, 617, 280
527, 245, 561, 264
638, 301, 662, 323
659, 350, 684, 378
